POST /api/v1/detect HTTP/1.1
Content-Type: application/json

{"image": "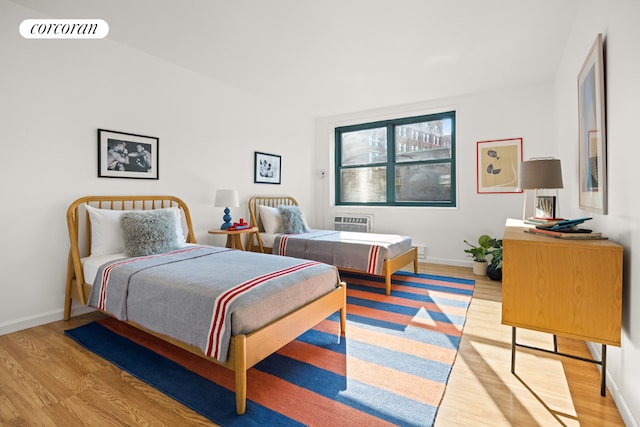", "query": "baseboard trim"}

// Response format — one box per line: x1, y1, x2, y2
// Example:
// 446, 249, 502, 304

422, 257, 471, 268
0, 304, 96, 336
